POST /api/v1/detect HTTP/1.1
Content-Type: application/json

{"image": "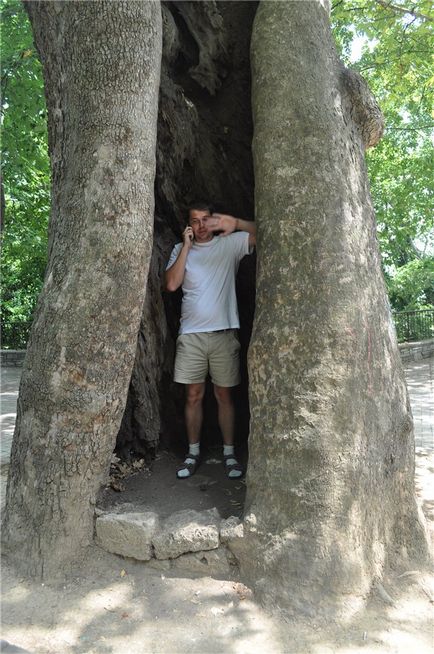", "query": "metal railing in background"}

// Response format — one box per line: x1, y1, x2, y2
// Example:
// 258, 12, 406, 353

393, 309, 434, 343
